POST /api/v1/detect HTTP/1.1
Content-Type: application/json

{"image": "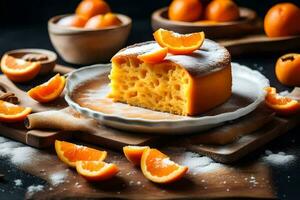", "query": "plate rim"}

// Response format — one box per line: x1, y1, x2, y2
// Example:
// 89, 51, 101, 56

65, 62, 269, 127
